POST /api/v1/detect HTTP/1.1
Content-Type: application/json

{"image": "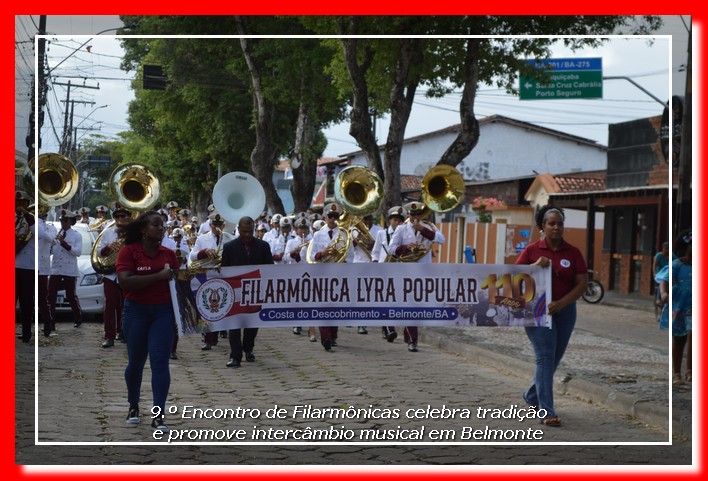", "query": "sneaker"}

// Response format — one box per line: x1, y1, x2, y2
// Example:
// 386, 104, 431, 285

126, 406, 140, 425
170, 351, 178, 360
200, 342, 212, 351
151, 416, 170, 434
293, 327, 302, 335
386, 330, 398, 343
408, 342, 418, 352
357, 327, 368, 335
331, 339, 338, 347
